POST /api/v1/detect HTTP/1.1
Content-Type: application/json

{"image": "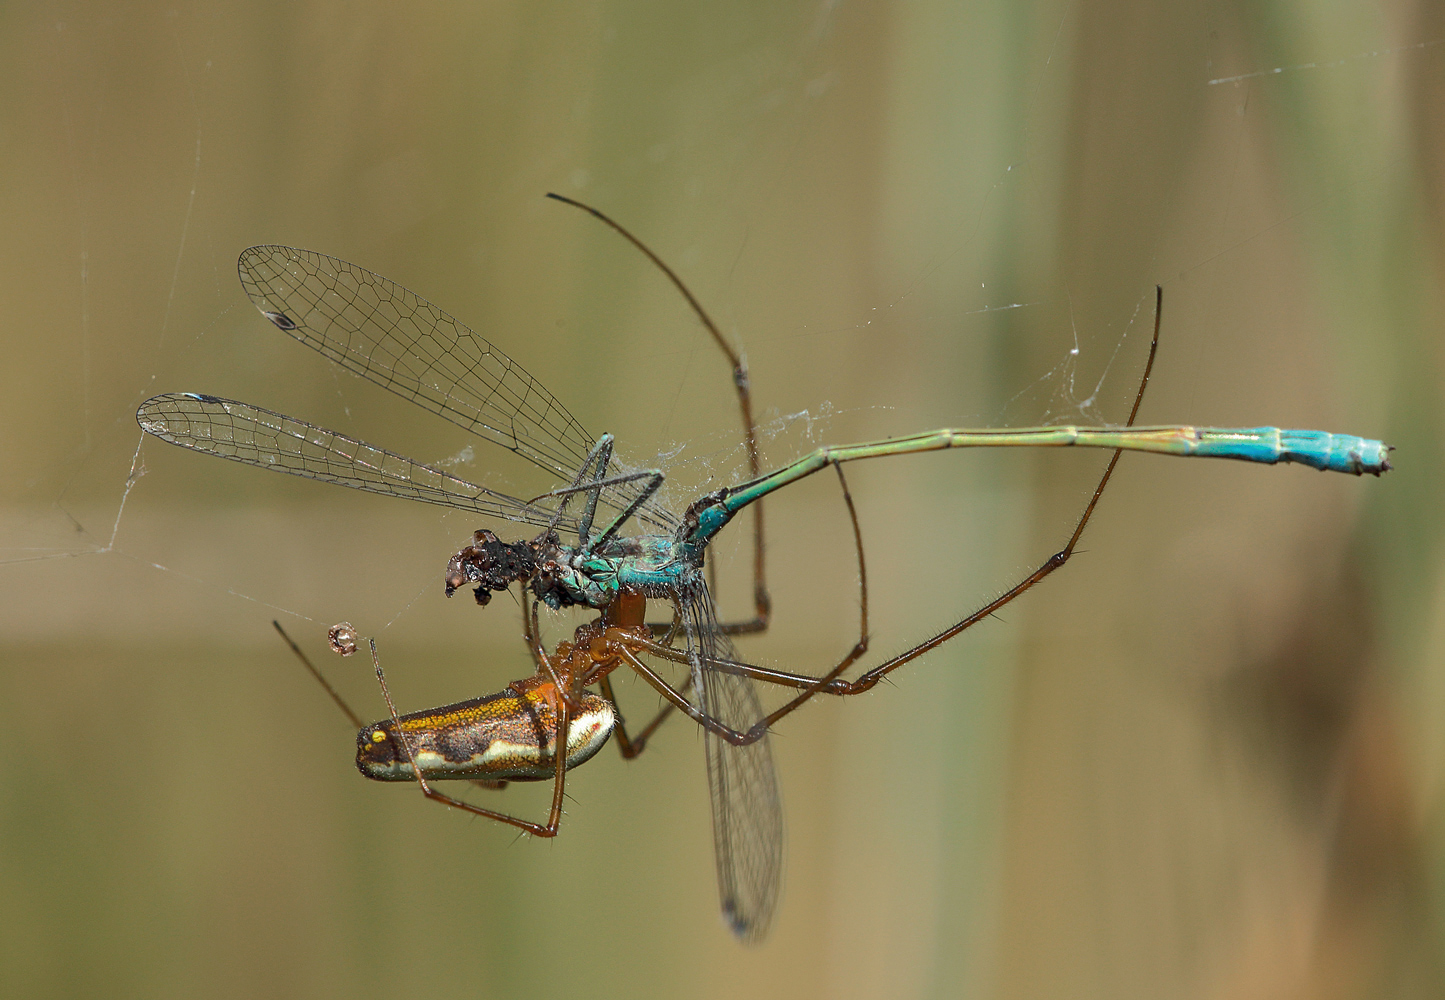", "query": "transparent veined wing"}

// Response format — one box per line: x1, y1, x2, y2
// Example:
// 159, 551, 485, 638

683, 590, 783, 942
237, 246, 674, 530
137, 393, 574, 531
